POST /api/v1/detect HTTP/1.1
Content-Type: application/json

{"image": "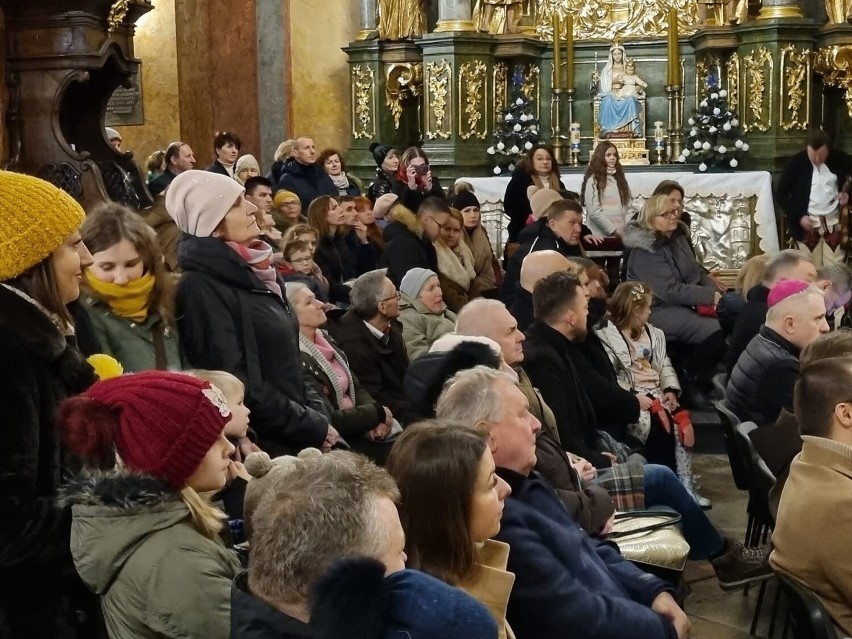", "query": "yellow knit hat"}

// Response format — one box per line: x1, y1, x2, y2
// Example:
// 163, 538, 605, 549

0, 171, 86, 281
274, 189, 301, 209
